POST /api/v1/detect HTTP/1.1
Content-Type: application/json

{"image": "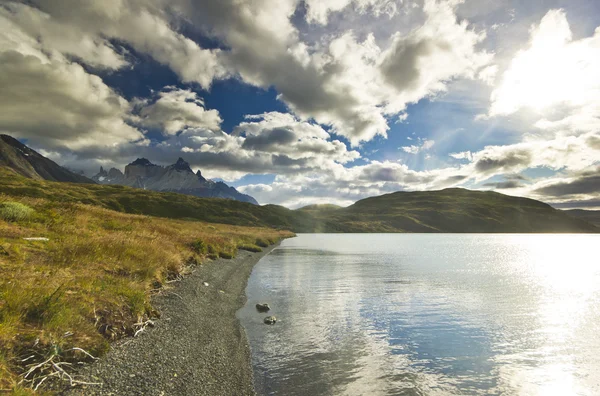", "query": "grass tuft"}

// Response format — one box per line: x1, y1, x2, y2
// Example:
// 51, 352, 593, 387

238, 244, 262, 253
0, 201, 34, 222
